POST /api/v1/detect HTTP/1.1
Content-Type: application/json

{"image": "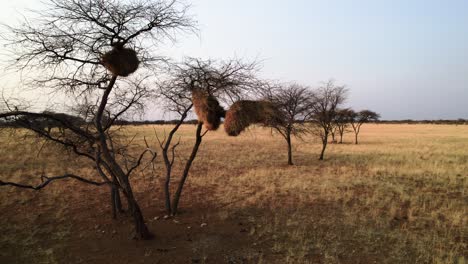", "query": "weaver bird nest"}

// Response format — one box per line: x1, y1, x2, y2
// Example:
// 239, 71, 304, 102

102, 47, 140, 77
192, 89, 226, 131
224, 100, 284, 136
